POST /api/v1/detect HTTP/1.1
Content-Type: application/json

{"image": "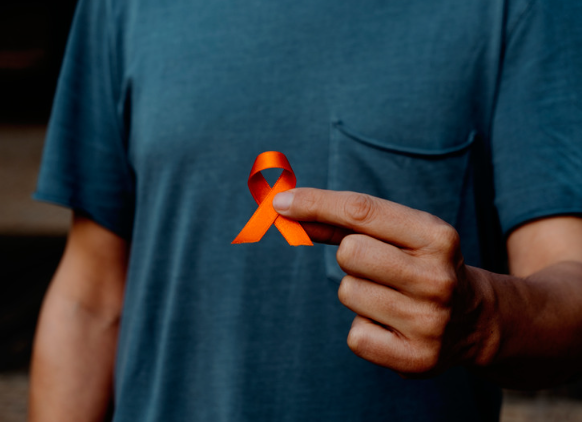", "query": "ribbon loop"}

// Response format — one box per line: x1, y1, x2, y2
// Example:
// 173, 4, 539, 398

232, 151, 313, 246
